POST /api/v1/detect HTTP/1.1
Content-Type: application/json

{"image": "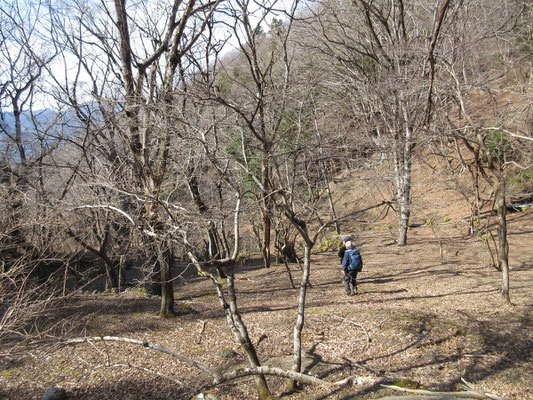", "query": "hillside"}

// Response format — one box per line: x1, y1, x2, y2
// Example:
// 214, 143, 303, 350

1, 201, 532, 400
3, 2, 533, 399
